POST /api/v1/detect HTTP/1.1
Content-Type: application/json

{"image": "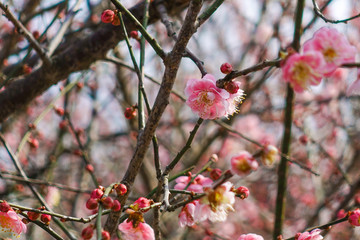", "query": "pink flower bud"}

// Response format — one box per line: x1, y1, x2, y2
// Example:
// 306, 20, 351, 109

101, 10, 115, 24
236, 186, 250, 199
220, 63, 233, 74
86, 198, 98, 210
54, 106, 64, 116
132, 197, 151, 211
28, 138, 39, 149
130, 31, 139, 39
348, 209, 360, 226
90, 189, 104, 199
124, 107, 136, 119
85, 164, 94, 172
115, 184, 127, 196
0, 201, 11, 212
